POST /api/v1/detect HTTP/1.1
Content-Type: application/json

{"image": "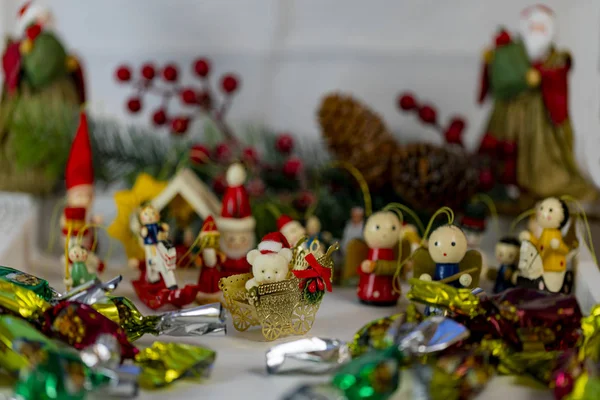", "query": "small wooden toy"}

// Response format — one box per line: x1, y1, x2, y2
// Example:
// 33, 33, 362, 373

217, 163, 257, 278
64, 244, 96, 289
245, 232, 293, 291
519, 197, 578, 273
195, 216, 226, 304
486, 237, 520, 294
277, 215, 306, 249
413, 225, 482, 289
515, 240, 574, 294
349, 211, 402, 306
341, 207, 365, 253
